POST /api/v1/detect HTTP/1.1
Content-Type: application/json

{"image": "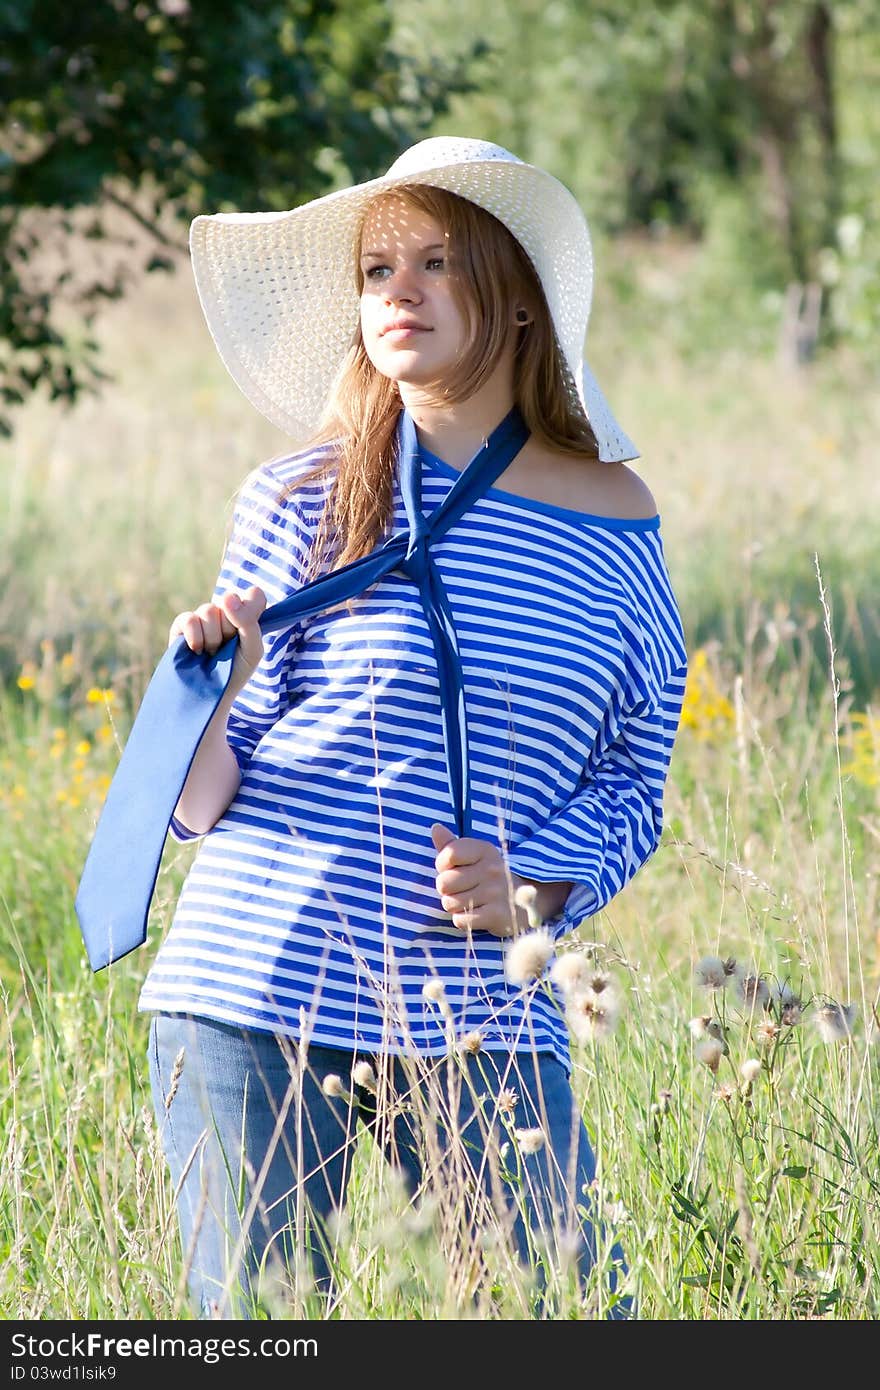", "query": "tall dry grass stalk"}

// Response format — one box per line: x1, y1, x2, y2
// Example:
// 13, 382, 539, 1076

1, 265, 878, 1319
